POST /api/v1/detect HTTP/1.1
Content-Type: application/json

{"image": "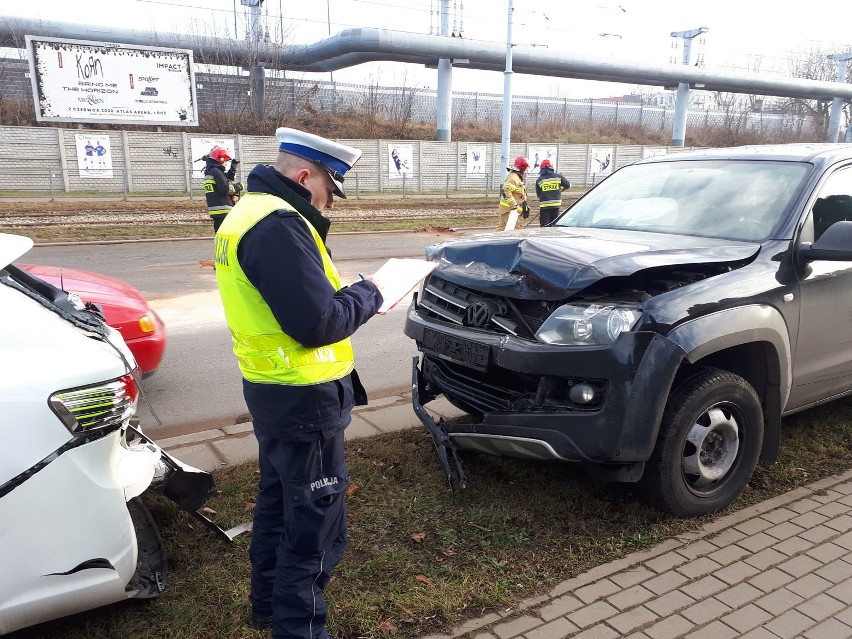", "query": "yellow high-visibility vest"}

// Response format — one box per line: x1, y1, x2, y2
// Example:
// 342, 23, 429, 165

215, 192, 354, 385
